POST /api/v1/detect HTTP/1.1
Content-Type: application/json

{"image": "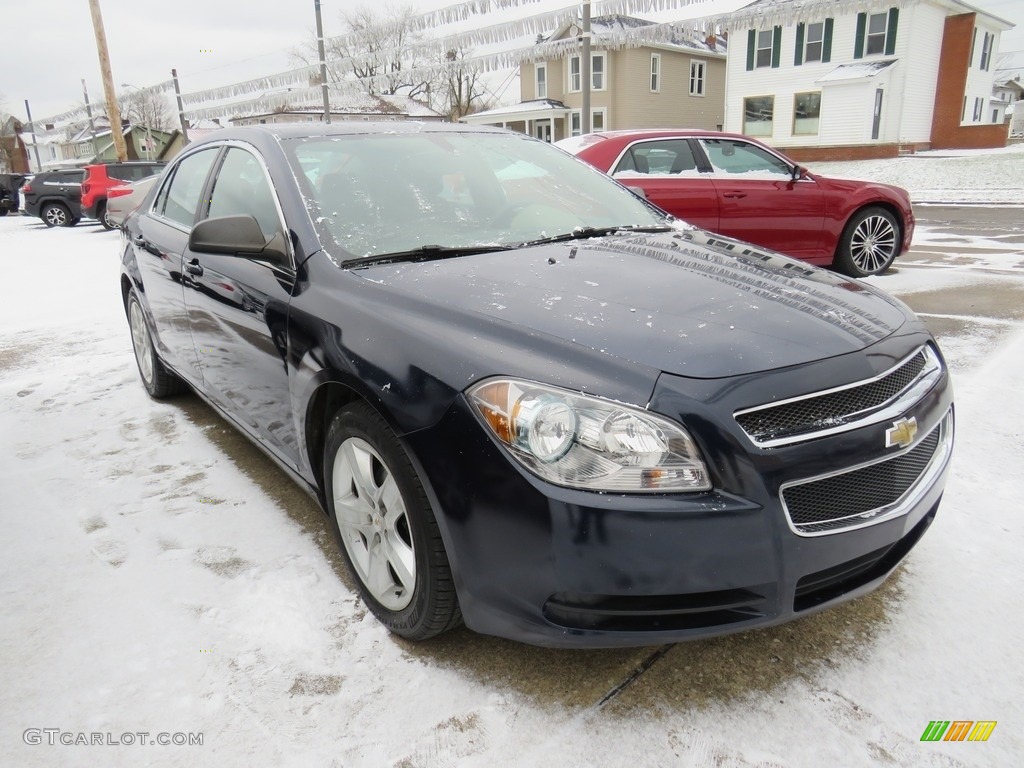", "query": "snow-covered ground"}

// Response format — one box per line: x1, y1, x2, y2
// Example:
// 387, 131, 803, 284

810, 142, 1024, 206
2, 182, 1022, 766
